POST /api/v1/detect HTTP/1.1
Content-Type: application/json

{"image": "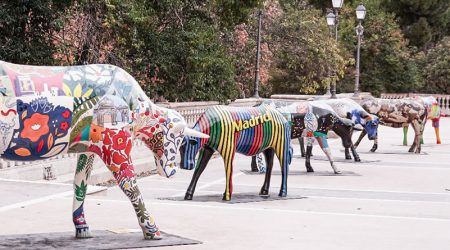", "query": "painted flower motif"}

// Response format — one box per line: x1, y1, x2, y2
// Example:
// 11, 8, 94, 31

60, 121, 69, 131
62, 109, 71, 119
112, 130, 129, 151
20, 113, 50, 142
89, 124, 104, 143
